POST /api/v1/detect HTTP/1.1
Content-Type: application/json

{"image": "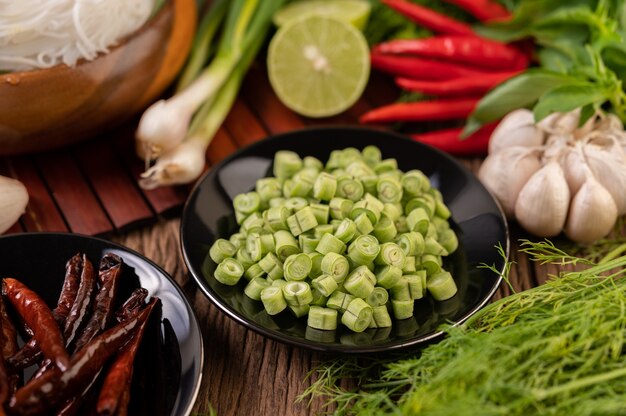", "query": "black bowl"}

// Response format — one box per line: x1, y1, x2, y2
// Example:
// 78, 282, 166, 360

181, 126, 508, 353
0, 232, 203, 415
